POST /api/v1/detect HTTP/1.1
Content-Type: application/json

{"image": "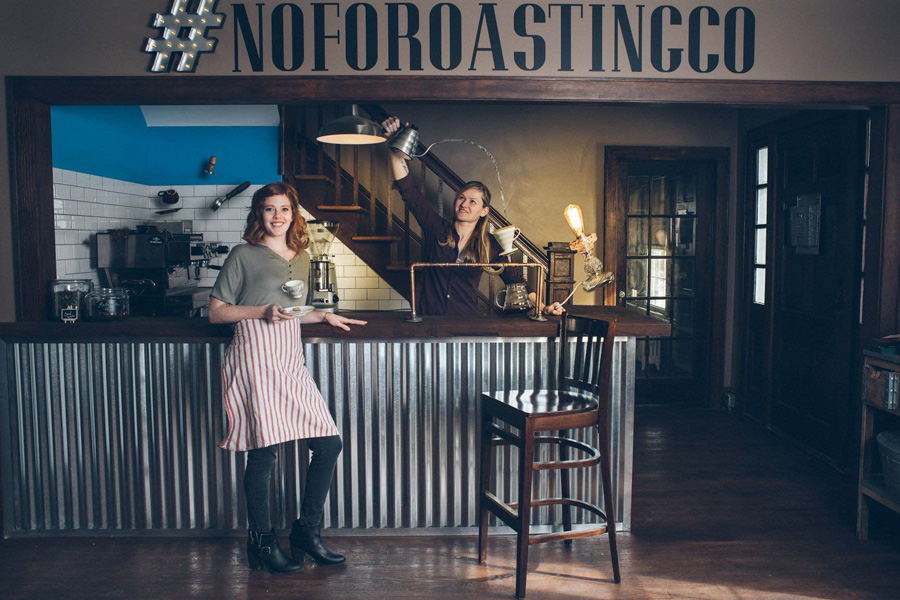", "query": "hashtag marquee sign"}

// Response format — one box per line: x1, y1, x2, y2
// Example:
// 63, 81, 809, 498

144, 0, 765, 77
145, 0, 225, 73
